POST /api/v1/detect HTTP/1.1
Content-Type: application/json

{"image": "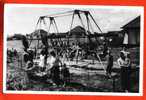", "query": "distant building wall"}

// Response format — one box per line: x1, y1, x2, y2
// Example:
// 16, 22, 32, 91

121, 16, 140, 45
127, 28, 140, 45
